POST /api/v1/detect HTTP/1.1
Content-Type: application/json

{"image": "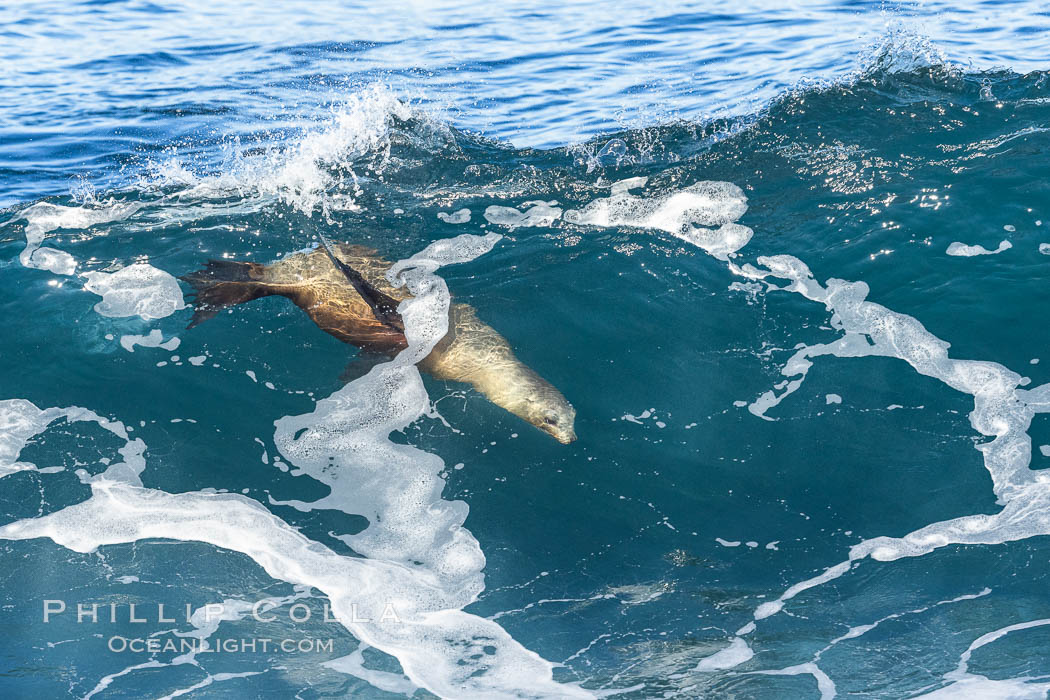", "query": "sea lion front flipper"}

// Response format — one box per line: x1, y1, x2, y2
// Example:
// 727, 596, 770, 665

318, 235, 405, 333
